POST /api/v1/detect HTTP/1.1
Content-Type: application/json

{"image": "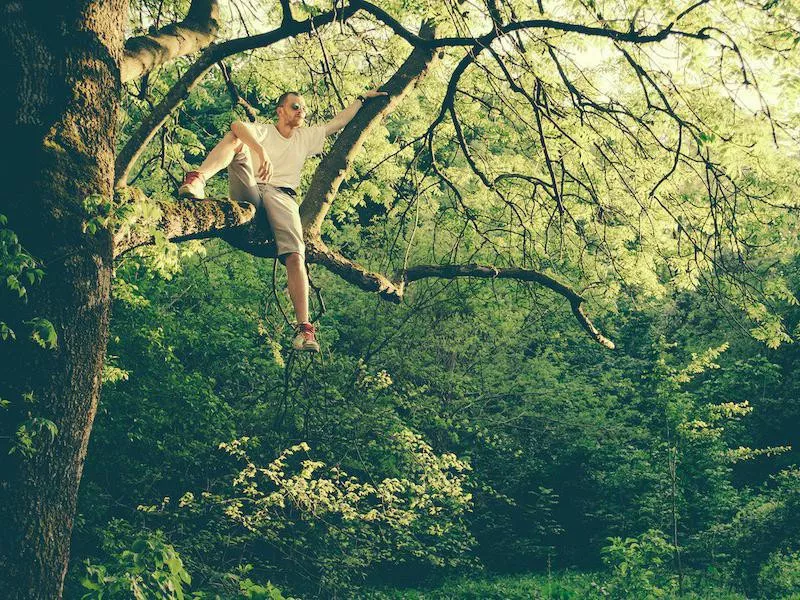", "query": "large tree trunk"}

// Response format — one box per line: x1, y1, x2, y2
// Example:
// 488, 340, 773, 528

0, 1, 125, 597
